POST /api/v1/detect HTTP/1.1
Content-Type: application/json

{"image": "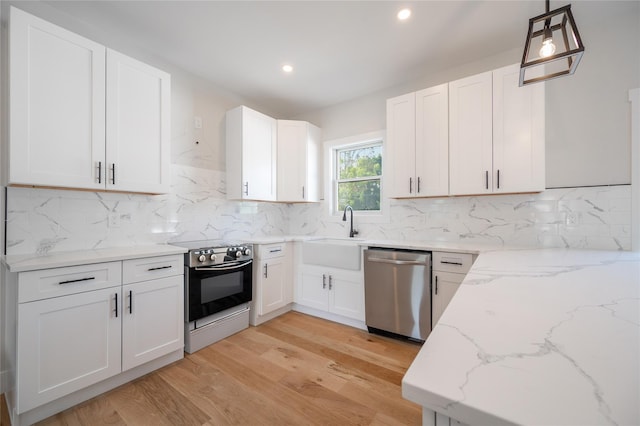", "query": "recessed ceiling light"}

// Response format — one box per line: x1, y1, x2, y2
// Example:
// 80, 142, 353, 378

397, 8, 411, 21
282, 64, 293, 73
